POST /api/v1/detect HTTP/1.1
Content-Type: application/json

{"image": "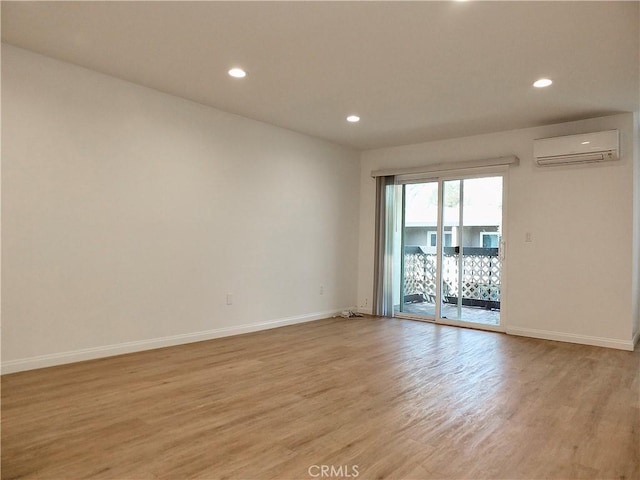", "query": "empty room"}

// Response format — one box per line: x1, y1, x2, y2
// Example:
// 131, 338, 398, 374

1, 2, 639, 479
